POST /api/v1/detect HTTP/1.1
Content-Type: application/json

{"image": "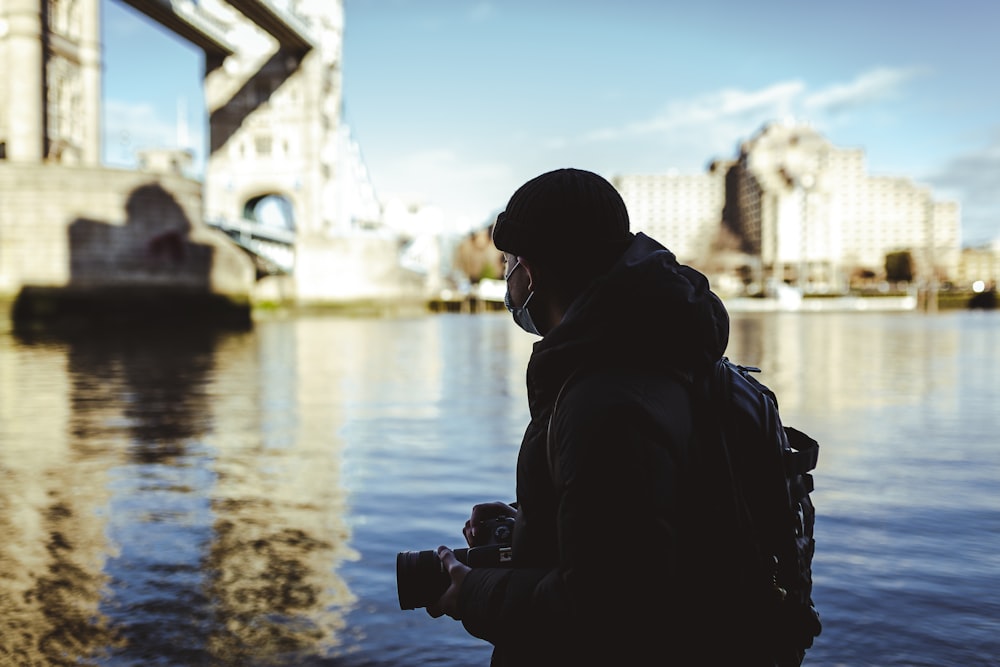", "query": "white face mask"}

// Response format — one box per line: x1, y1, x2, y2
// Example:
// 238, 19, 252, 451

503, 261, 541, 336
